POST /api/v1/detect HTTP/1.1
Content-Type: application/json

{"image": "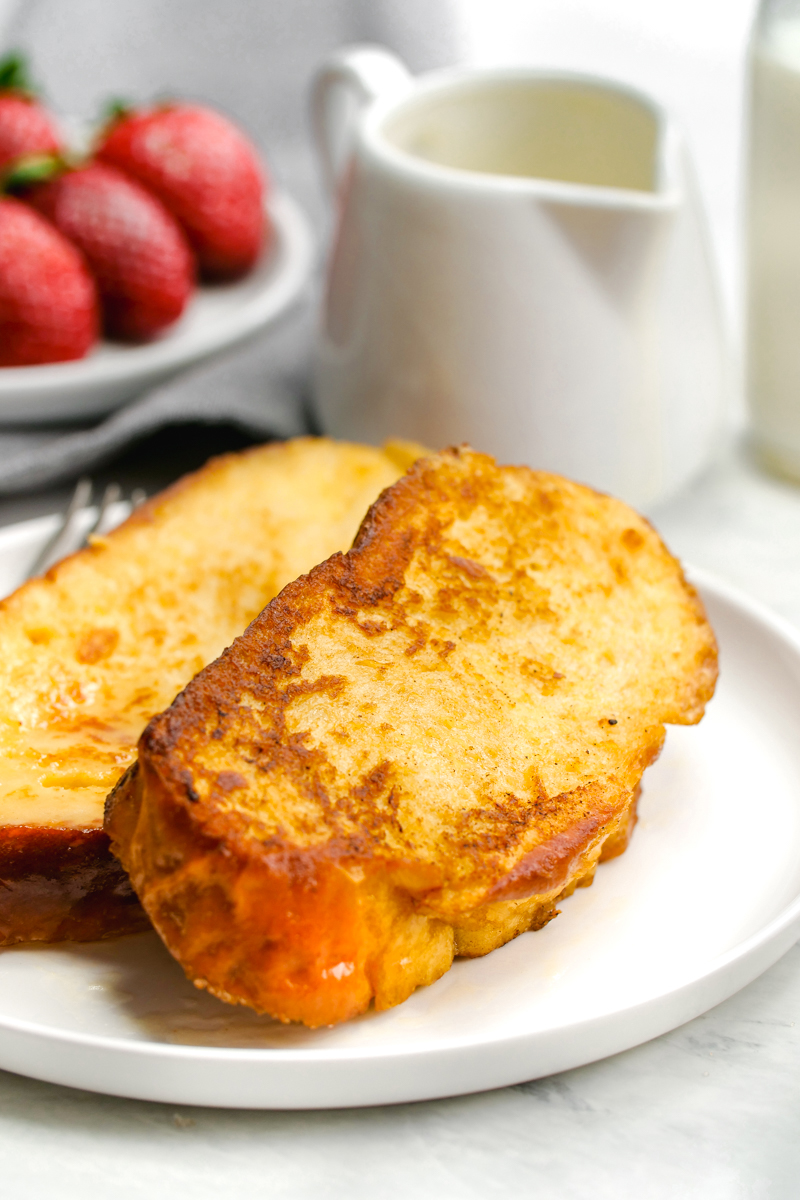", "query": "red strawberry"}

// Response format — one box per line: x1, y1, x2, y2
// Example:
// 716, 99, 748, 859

26, 162, 194, 341
97, 104, 267, 280
0, 54, 61, 174
0, 196, 98, 366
